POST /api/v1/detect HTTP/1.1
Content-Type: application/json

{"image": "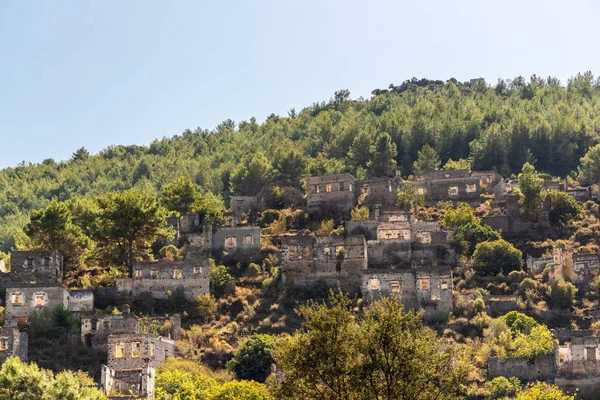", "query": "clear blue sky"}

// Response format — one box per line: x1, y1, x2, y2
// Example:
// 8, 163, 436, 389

1, 0, 598, 168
